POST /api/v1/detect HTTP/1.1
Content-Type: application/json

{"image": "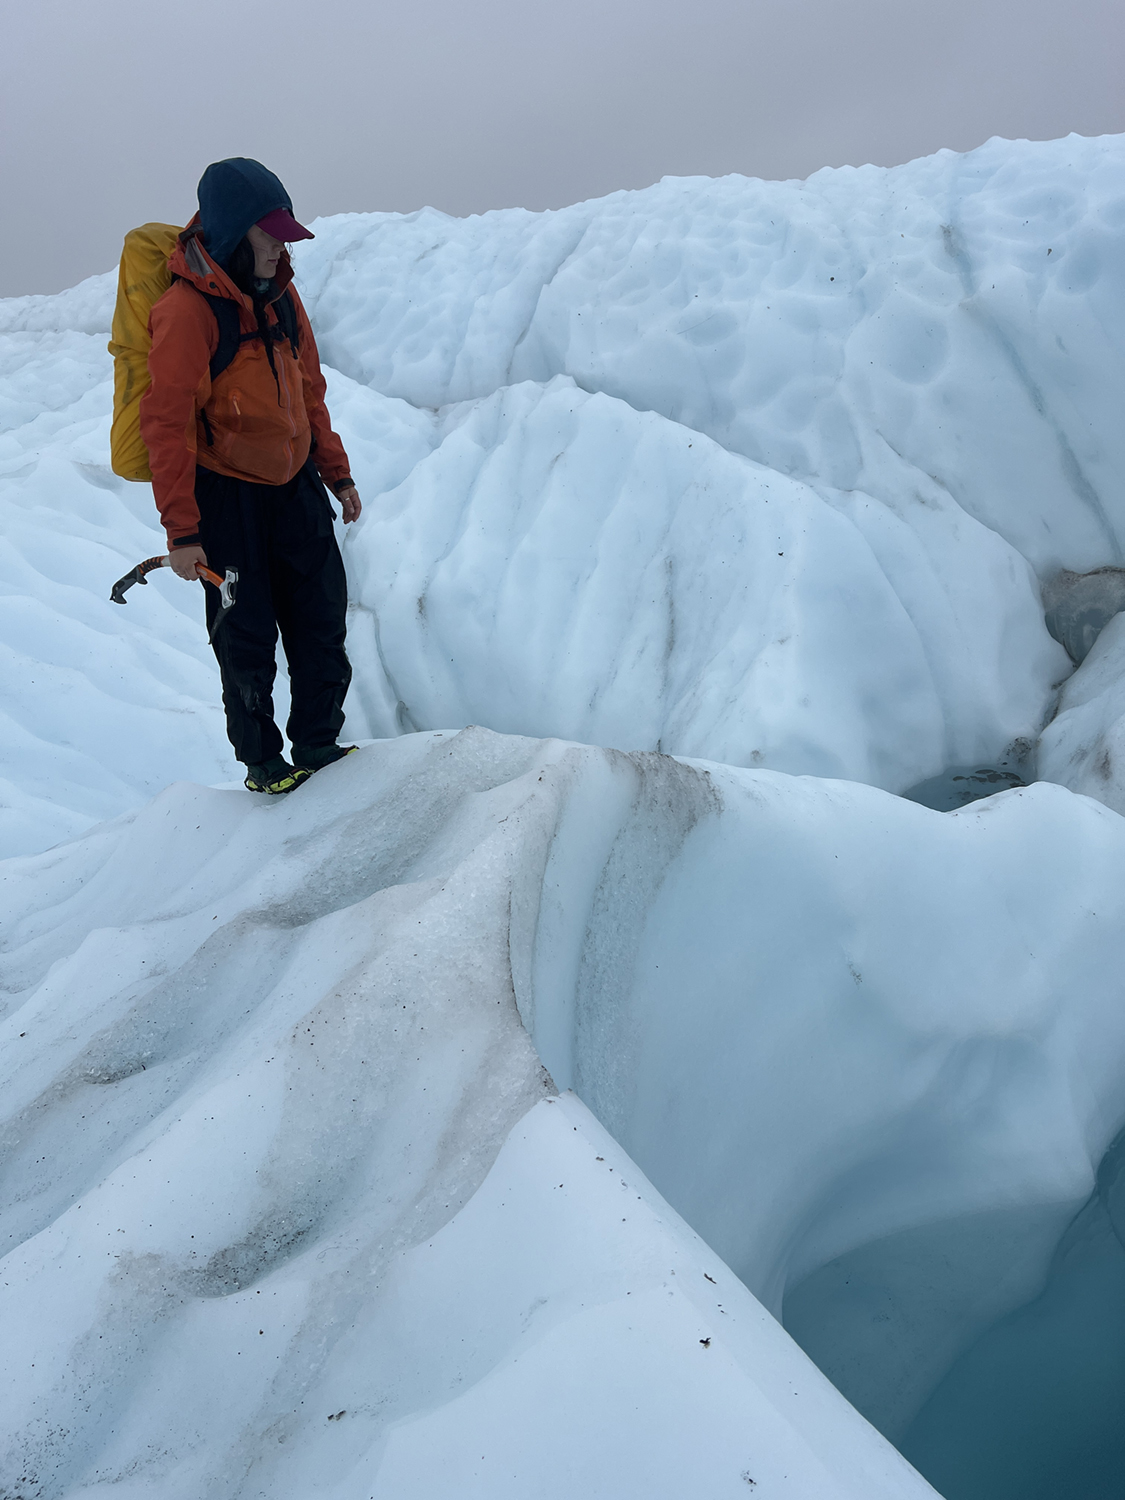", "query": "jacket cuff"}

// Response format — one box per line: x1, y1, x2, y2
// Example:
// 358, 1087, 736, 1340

331, 477, 355, 496
170, 533, 202, 547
